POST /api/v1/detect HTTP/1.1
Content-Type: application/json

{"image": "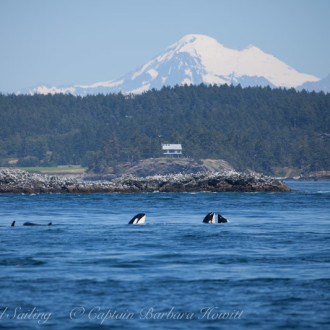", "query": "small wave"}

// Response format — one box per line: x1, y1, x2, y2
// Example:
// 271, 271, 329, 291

0, 257, 46, 266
